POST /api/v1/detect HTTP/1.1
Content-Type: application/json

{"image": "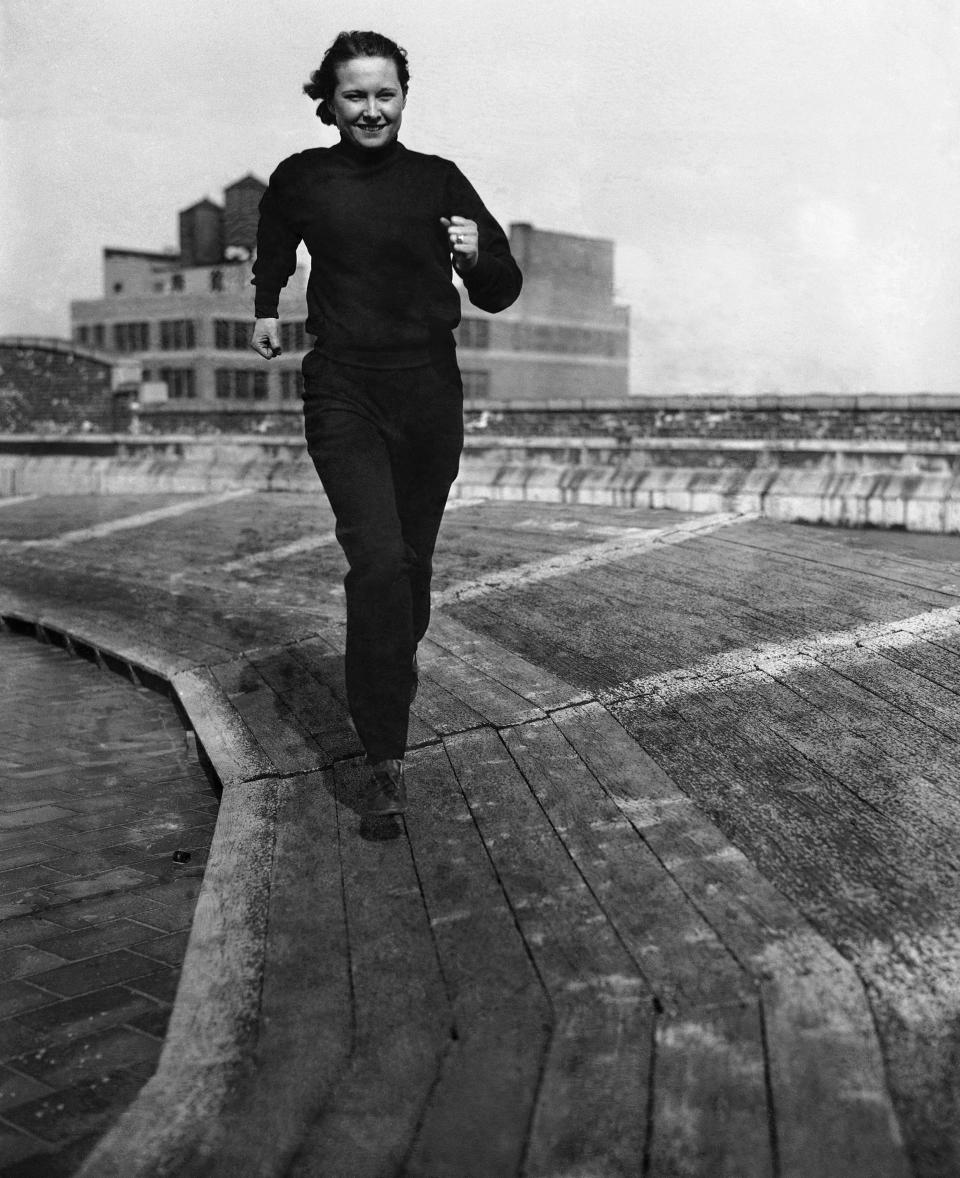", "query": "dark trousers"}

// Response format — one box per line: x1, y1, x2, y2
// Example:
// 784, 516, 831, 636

301, 350, 463, 762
